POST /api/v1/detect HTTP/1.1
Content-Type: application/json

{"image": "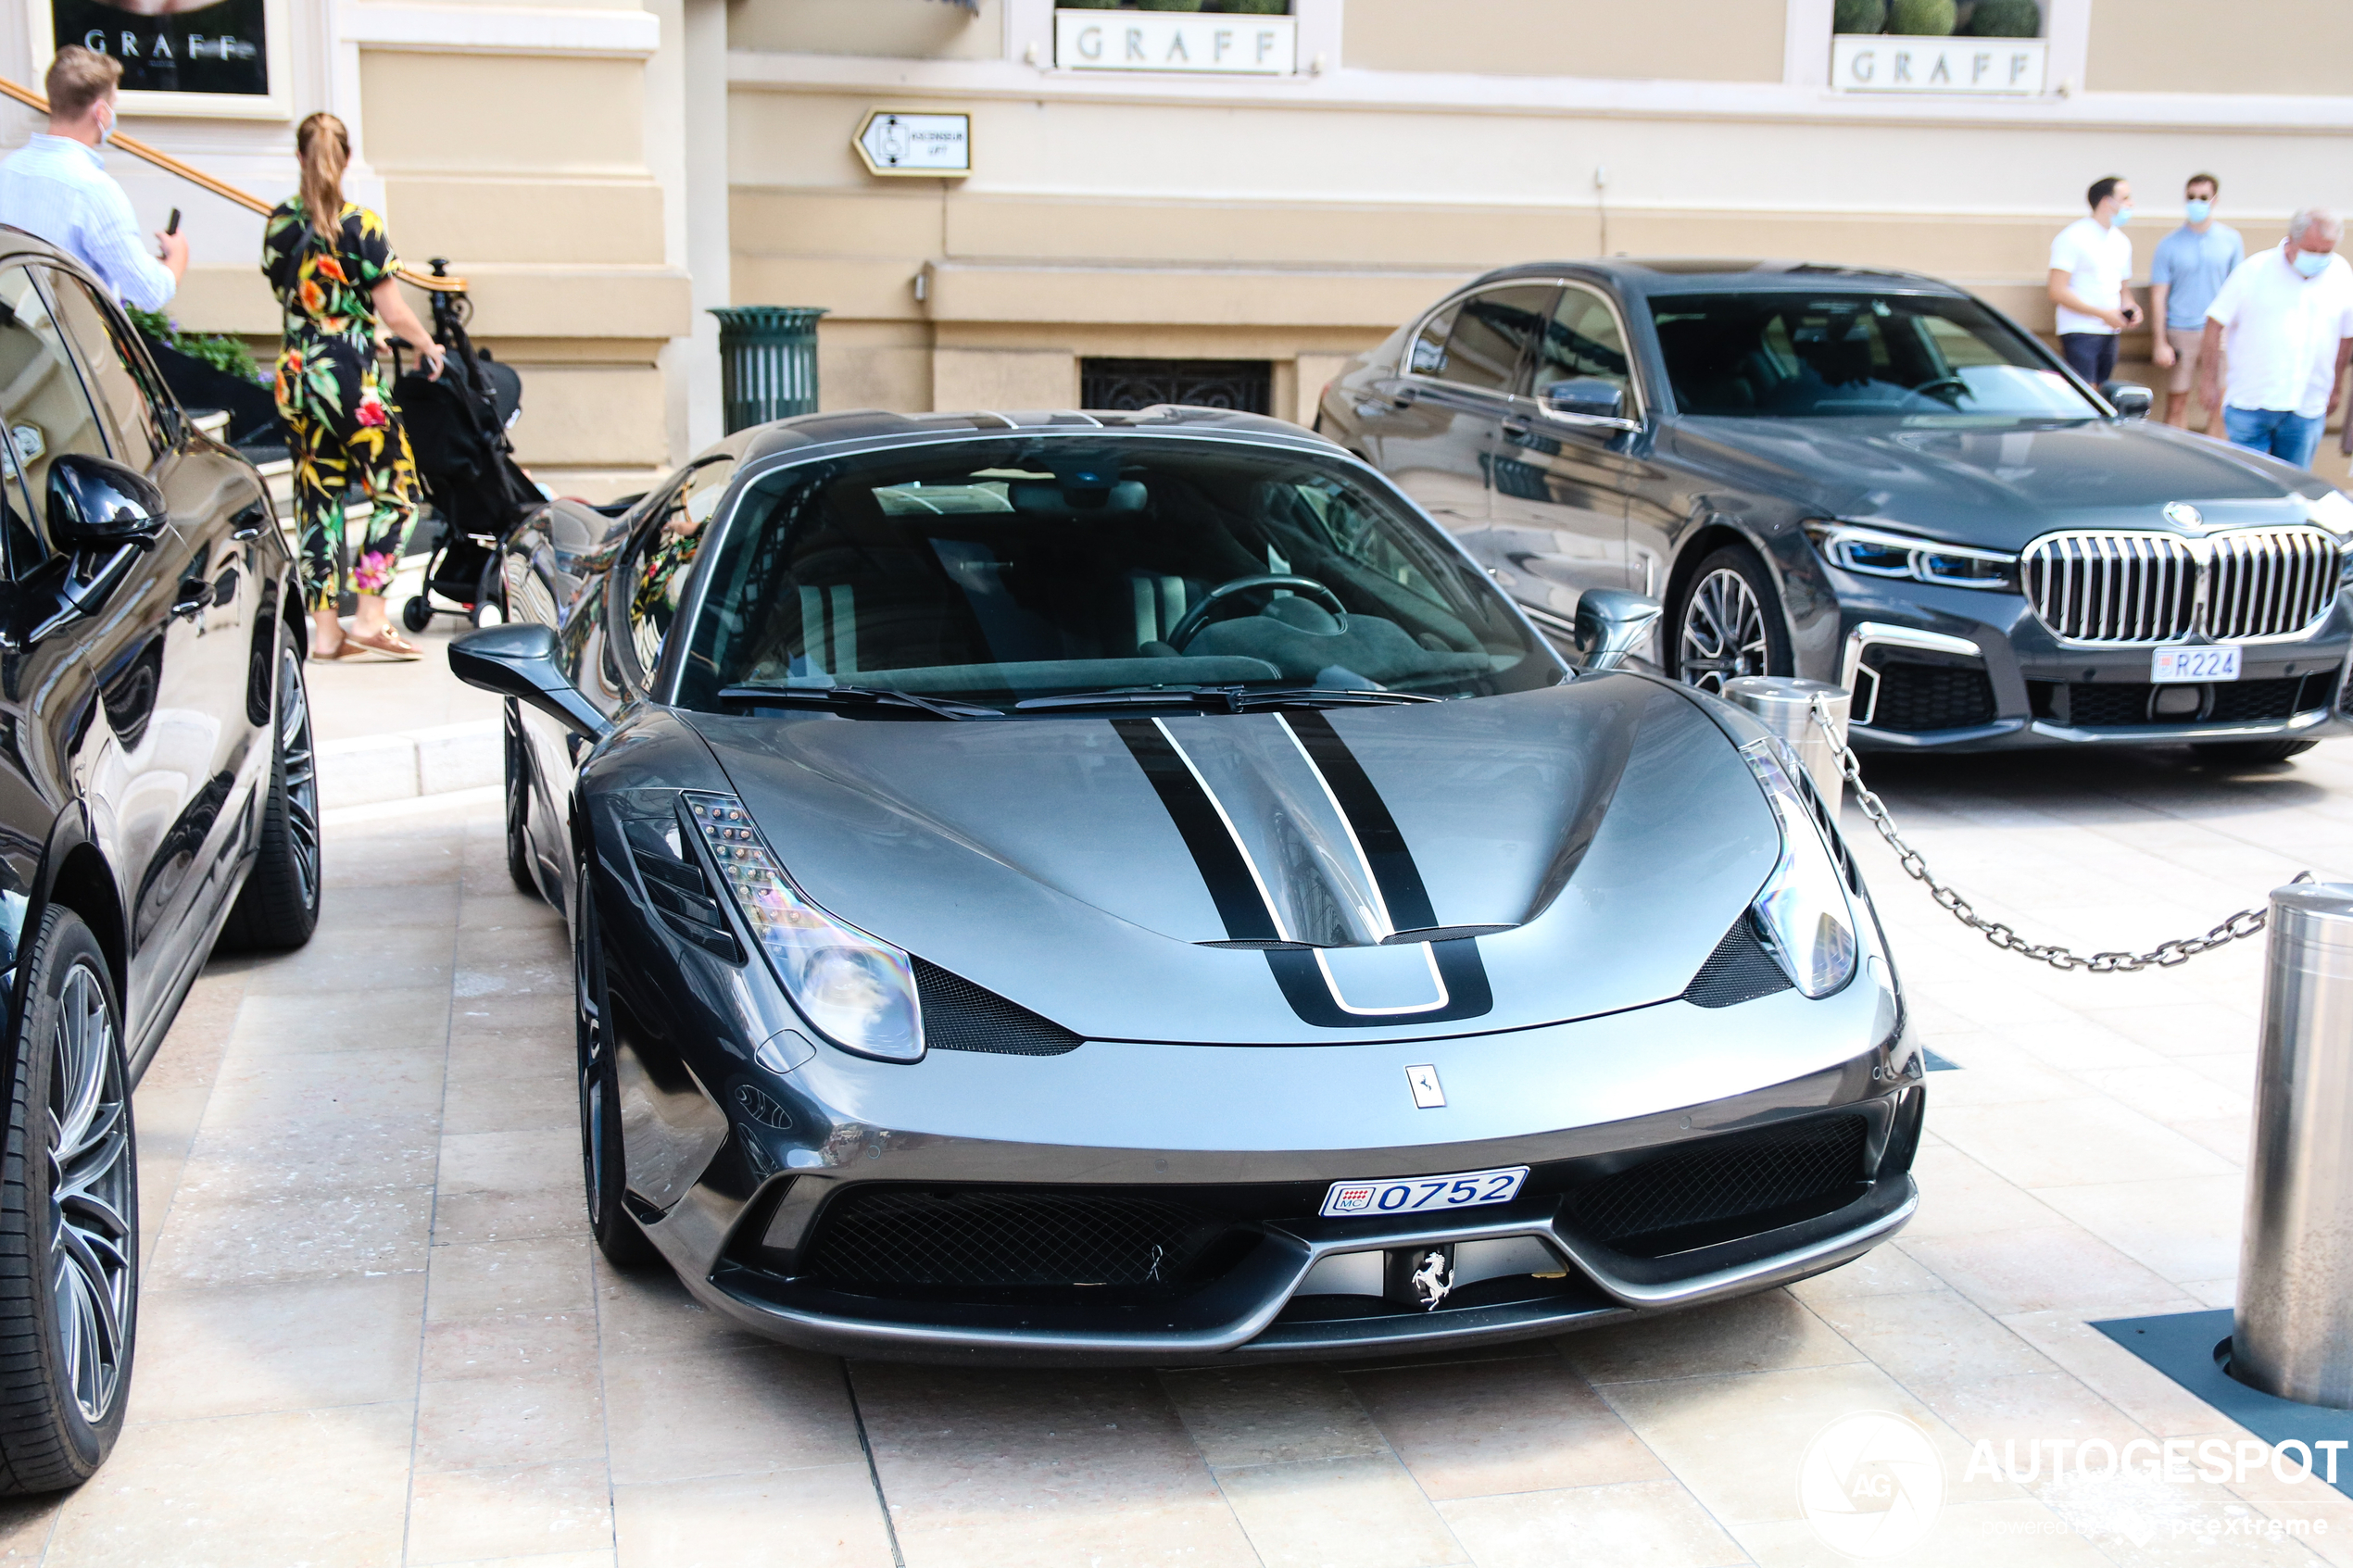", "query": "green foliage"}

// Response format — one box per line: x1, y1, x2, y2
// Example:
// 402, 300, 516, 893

1889, 0, 1956, 33
1134, 0, 1205, 9
1833, 0, 1887, 33
1214, 0, 1290, 11
1055, 0, 1121, 6
1966, 0, 2040, 36
127, 306, 268, 385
